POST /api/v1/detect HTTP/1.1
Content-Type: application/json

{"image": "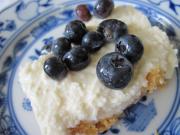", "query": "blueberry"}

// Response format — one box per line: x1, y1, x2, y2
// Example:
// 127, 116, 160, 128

96, 52, 133, 89
63, 47, 90, 71
115, 34, 144, 64
93, 0, 114, 19
64, 20, 88, 44
43, 57, 68, 80
75, 4, 92, 22
81, 31, 105, 53
52, 37, 71, 58
97, 19, 128, 42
